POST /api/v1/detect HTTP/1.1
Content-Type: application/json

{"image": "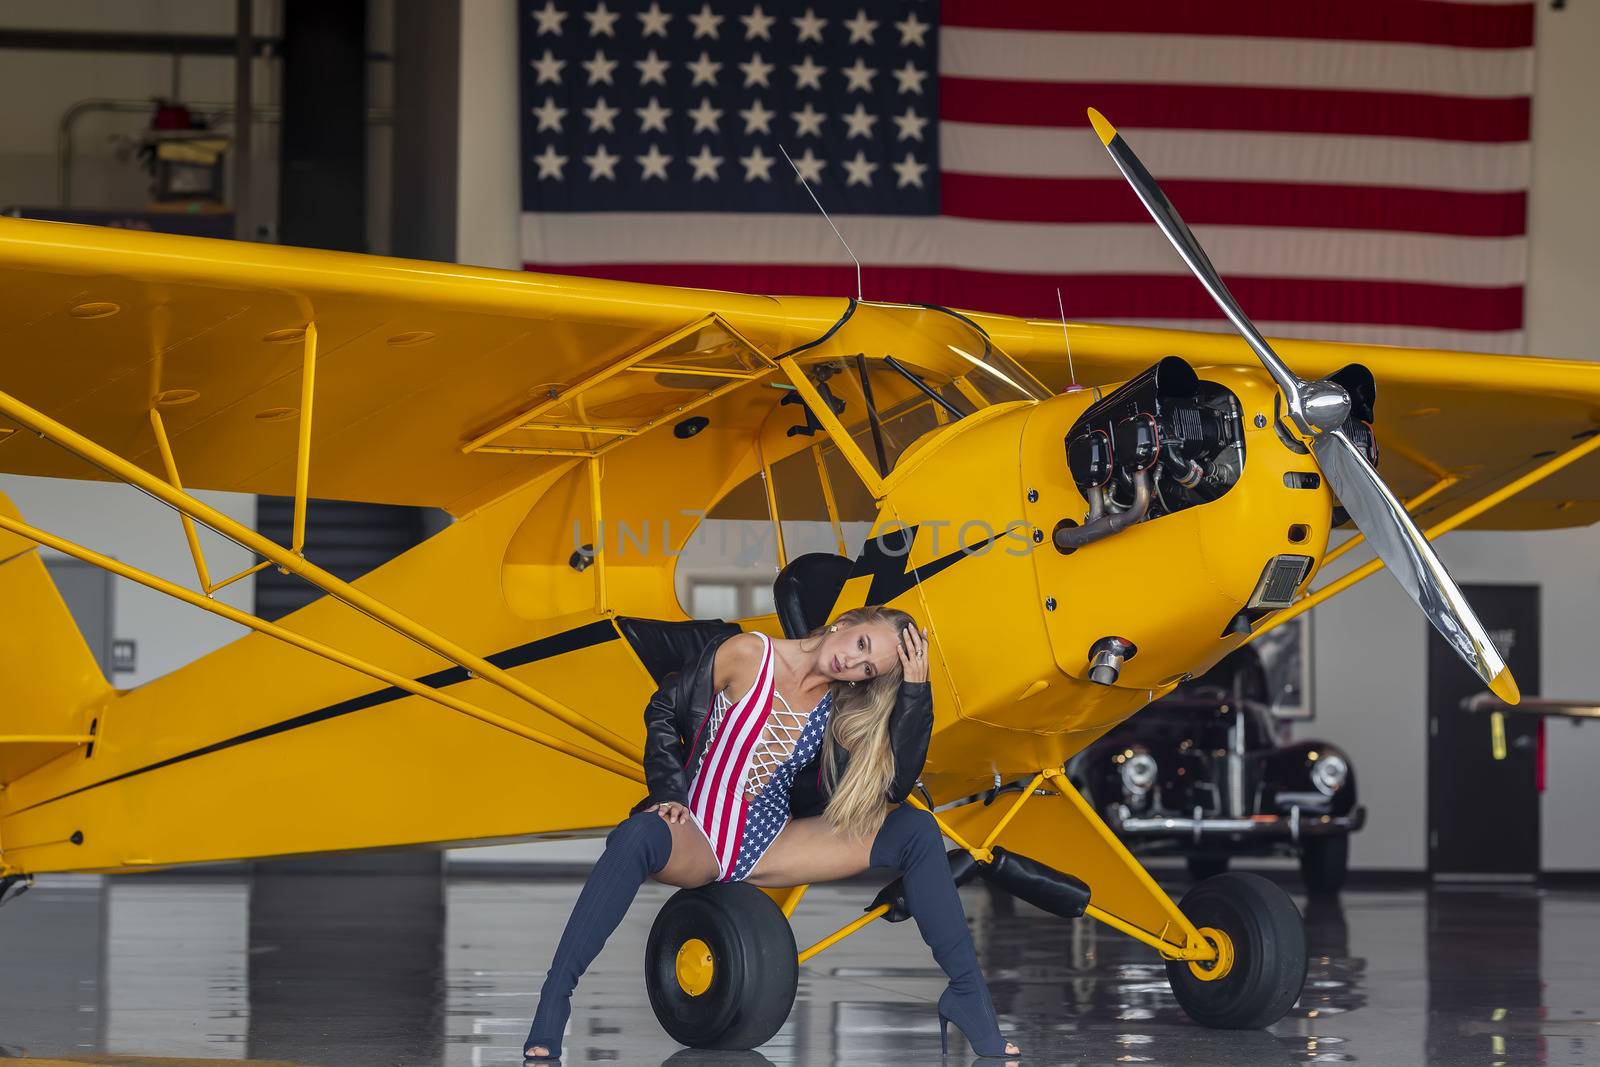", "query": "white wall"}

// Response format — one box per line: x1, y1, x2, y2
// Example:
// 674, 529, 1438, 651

0, 475, 257, 689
